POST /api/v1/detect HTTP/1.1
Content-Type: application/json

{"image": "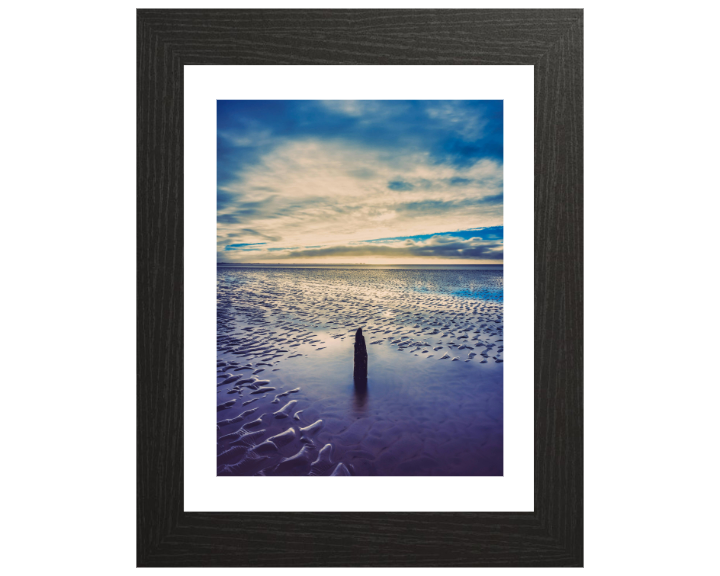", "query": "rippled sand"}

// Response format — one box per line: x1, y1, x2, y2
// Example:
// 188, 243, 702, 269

217, 267, 503, 476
